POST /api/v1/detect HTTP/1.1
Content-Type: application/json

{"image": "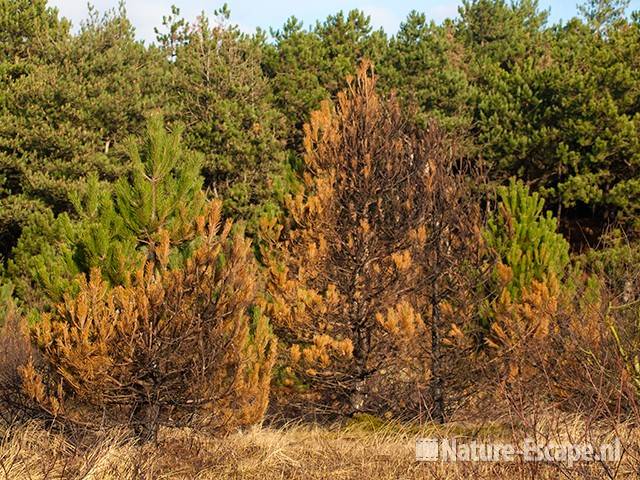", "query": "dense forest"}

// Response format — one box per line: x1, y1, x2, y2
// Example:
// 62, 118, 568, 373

1, 0, 640, 478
